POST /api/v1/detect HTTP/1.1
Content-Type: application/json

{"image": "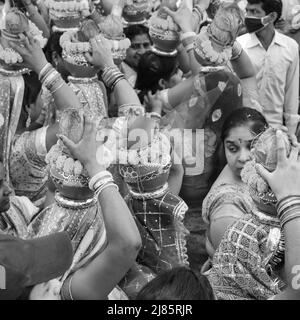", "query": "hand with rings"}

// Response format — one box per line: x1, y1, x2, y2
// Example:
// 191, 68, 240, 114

84, 34, 115, 71
256, 130, 300, 202
8, 32, 48, 74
